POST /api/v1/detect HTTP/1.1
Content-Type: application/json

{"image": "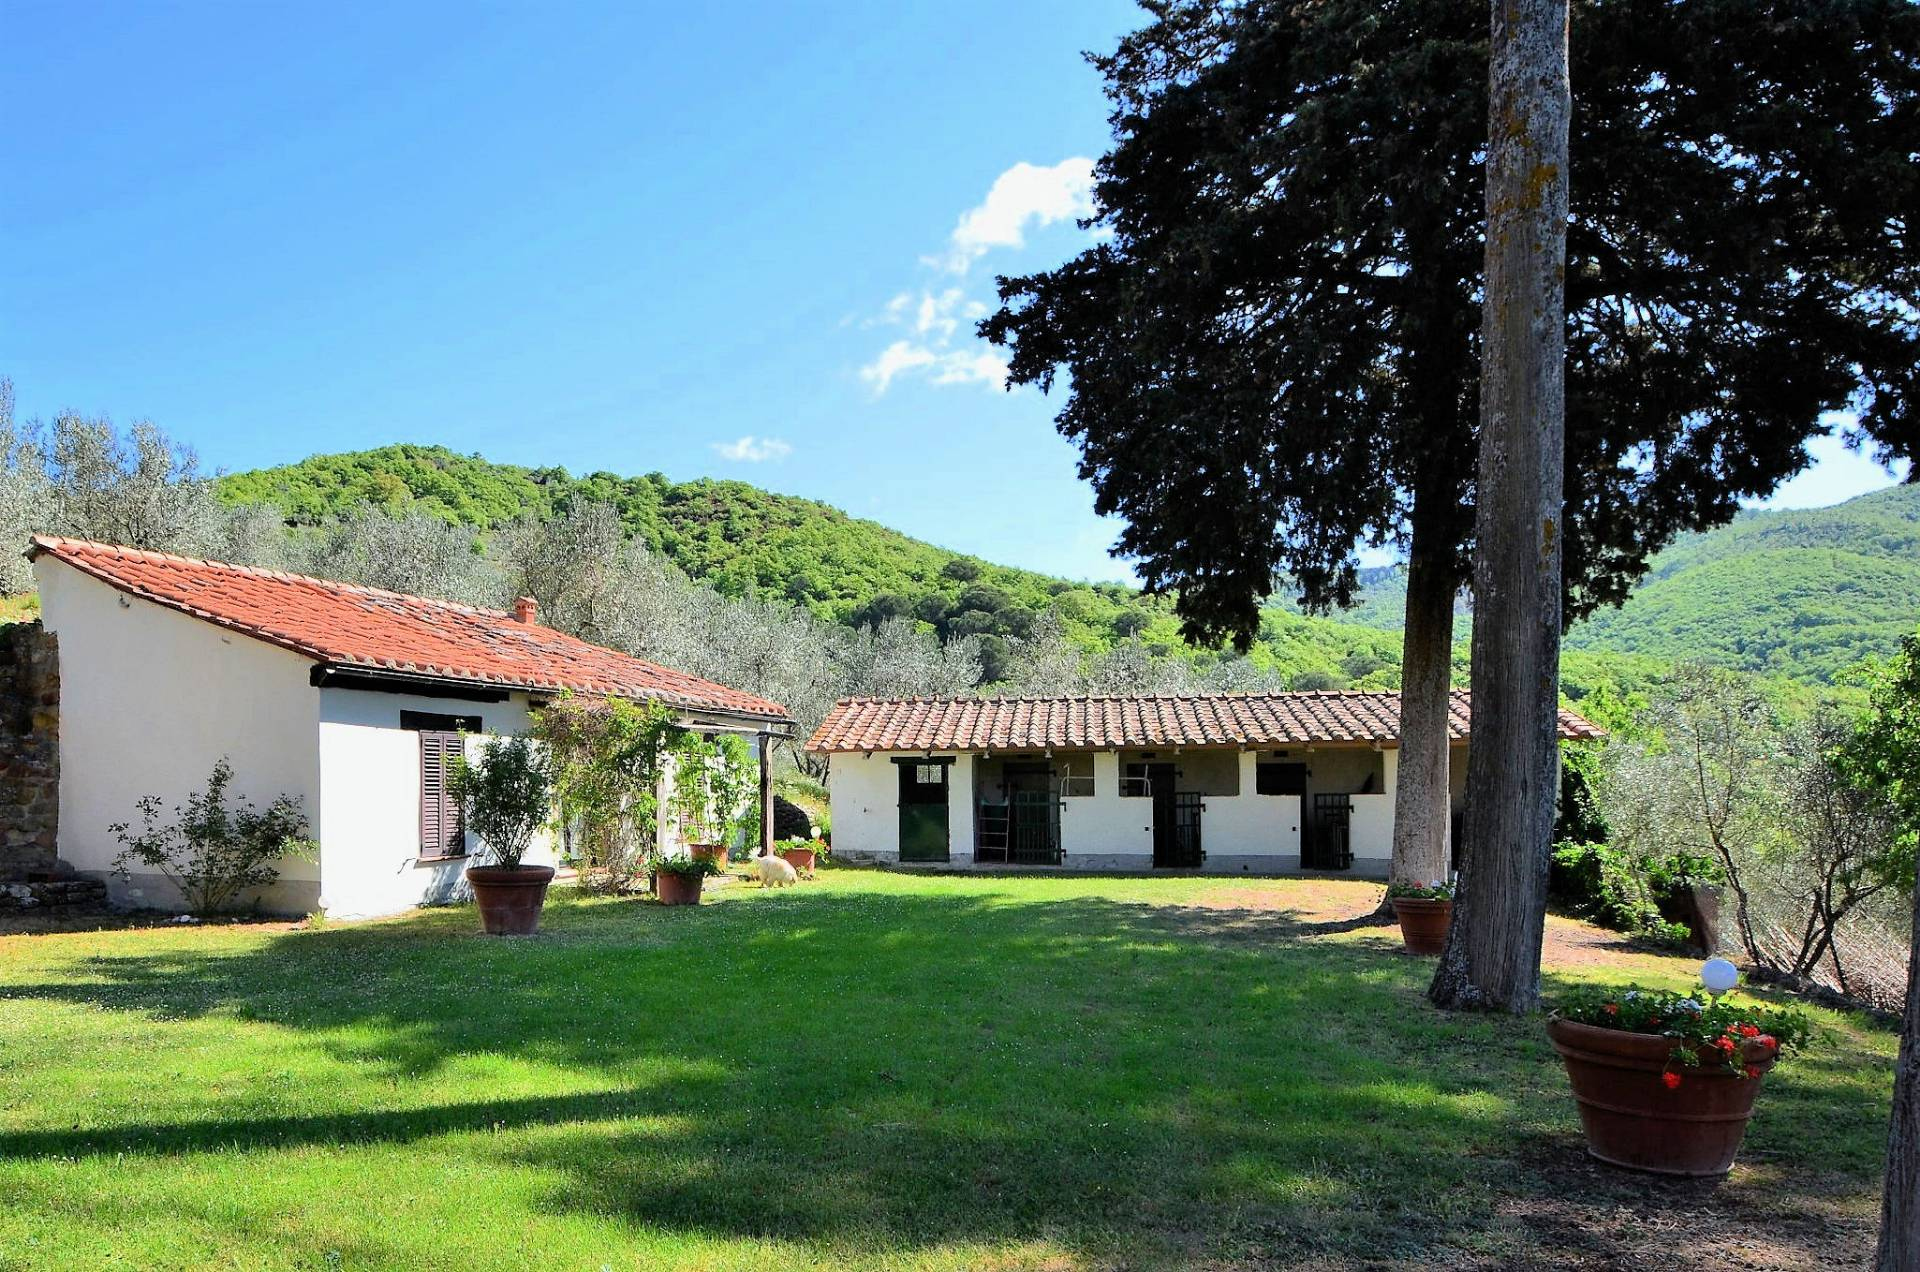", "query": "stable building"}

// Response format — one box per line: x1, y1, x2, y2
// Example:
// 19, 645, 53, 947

25, 536, 790, 917
808, 692, 1601, 876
